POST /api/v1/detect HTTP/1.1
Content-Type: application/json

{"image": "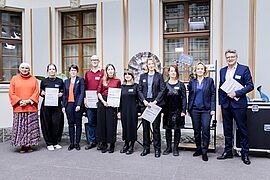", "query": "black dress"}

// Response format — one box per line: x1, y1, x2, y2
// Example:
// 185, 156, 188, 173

163, 81, 187, 130
120, 83, 138, 141
40, 77, 64, 146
